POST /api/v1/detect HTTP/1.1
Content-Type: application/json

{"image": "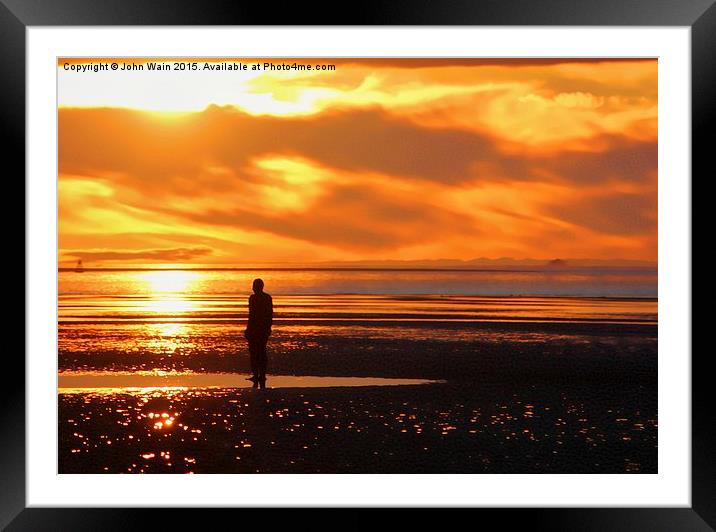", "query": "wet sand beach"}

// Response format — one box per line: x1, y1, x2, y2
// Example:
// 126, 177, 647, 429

59, 333, 657, 475
59, 379, 656, 474
58, 269, 657, 474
